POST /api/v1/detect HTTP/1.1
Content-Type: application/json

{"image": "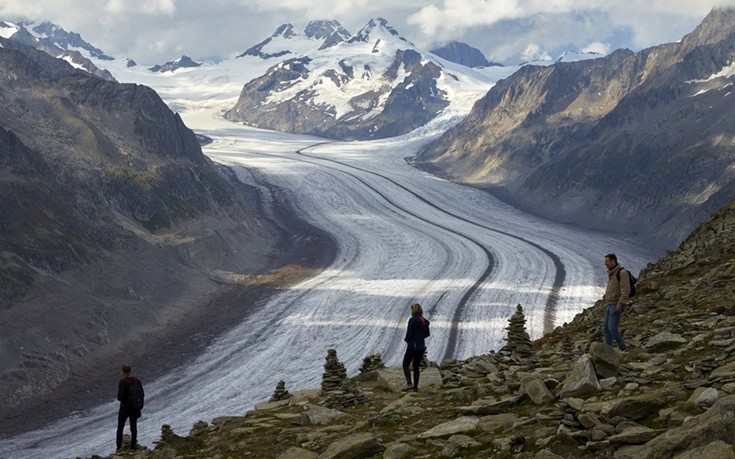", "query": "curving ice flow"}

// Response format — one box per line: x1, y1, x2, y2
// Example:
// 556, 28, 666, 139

2, 115, 658, 458
1, 66, 659, 458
